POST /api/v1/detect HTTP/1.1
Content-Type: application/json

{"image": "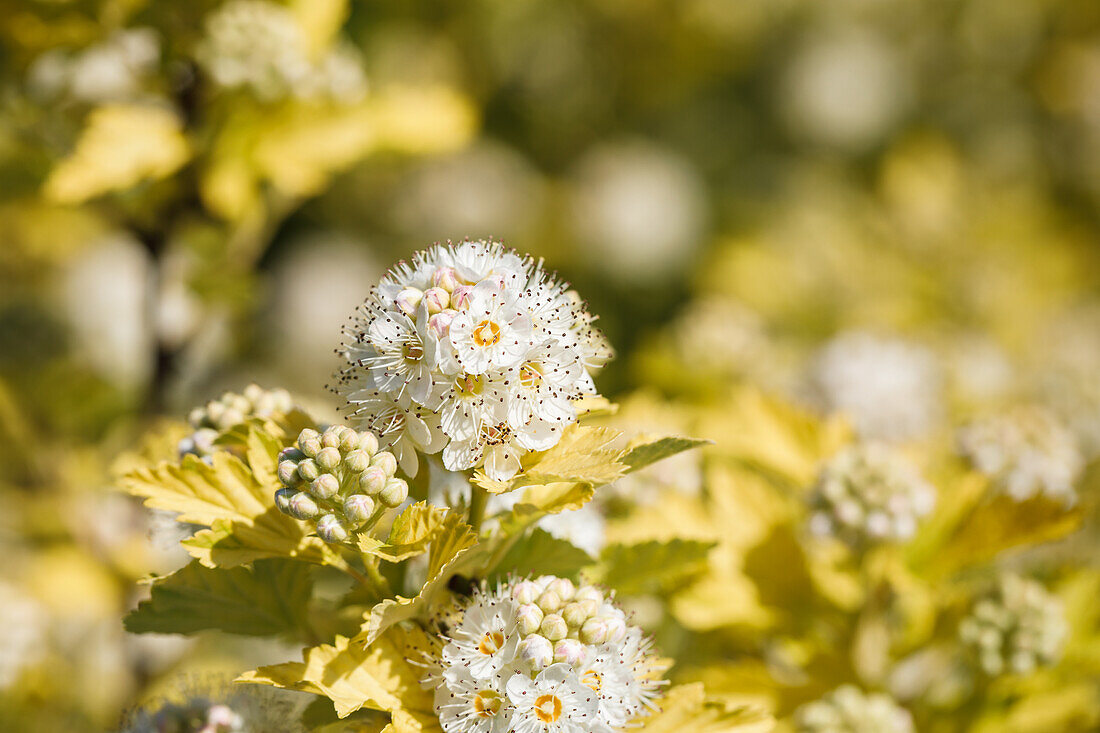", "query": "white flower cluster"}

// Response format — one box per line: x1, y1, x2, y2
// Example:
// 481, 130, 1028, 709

958, 406, 1083, 505
0, 579, 46, 690
197, 0, 367, 103
27, 28, 160, 104
178, 384, 294, 460
808, 444, 936, 548
274, 425, 408, 544
333, 239, 612, 480
794, 685, 914, 733
959, 574, 1068, 677
425, 576, 663, 733
809, 331, 943, 442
